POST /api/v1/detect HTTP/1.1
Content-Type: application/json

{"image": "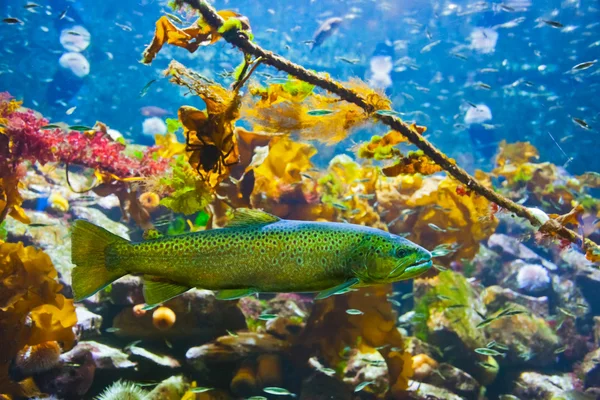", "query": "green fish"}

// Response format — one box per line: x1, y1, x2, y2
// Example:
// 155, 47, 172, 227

71, 209, 432, 306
